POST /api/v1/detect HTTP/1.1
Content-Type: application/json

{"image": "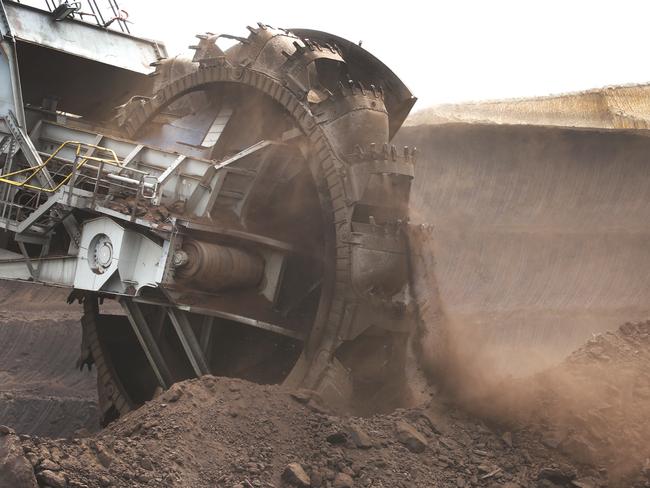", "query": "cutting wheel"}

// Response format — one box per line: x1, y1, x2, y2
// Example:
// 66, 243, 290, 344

79, 25, 418, 424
